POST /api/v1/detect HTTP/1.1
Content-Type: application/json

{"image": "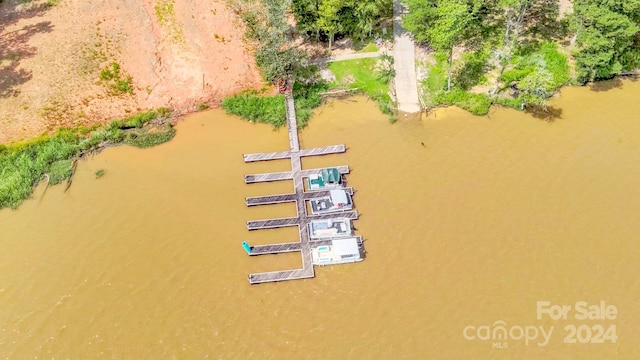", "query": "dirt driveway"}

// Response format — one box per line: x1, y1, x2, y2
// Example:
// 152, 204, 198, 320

0, 0, 262, 144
